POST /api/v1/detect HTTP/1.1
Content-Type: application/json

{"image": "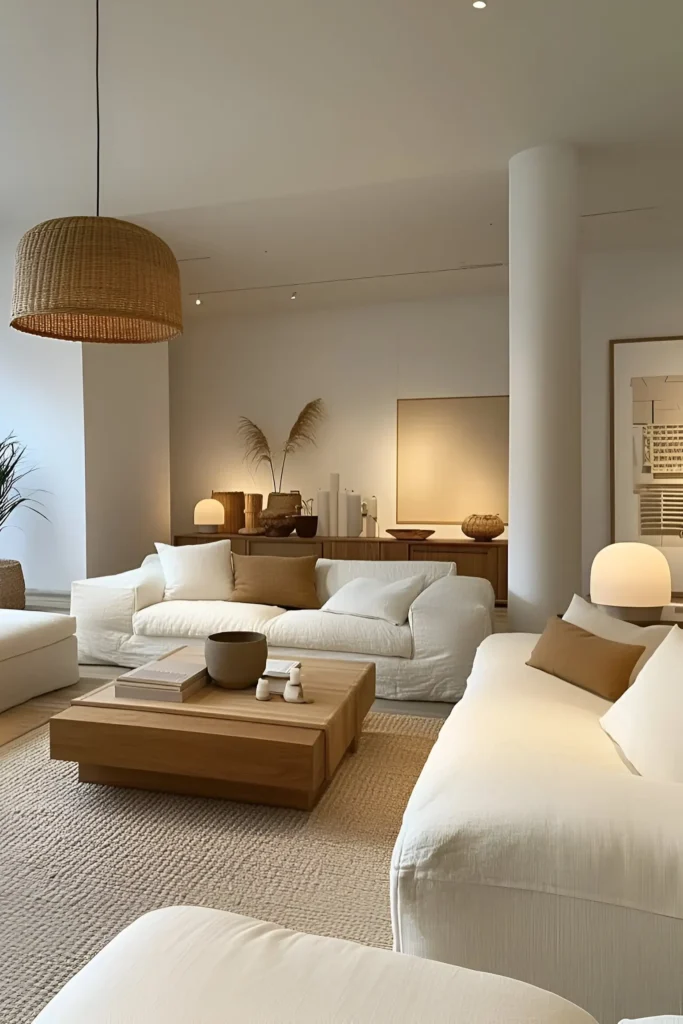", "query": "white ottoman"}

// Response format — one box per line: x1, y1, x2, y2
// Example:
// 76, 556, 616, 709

0, 609, 79, 713
33, 906, 597, 1024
